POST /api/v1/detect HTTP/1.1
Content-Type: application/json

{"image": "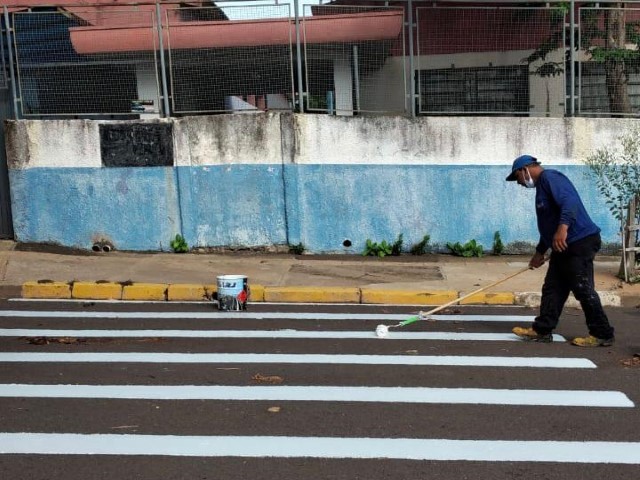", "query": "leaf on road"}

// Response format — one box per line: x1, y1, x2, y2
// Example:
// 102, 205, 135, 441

620, 354, 640, 367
